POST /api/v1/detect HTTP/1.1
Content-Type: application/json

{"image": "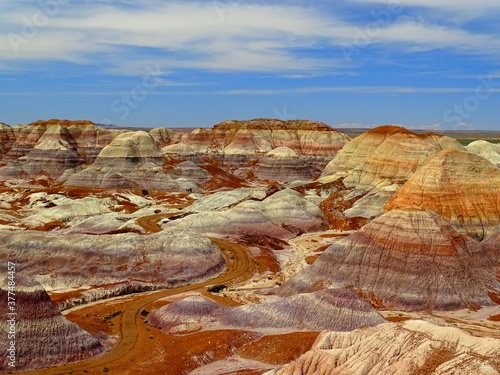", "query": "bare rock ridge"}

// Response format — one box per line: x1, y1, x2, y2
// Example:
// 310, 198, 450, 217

0, 229, 226, 293
316, 126, 465, 227
467, 139, 500, 166
278, 209, 500, 311
163, 119, 350, 158
147, 288, 386, 334
163, 188, 328, 240
0, 118, 350, 188
321, 125, 464, 187
0, 119, 120, 185
0, 122, 15, 158
63, 131, 192, 190
3, 119, 117, 162
270, 320, 500, 375
386, 149, 500, 240
162, 119, 351, 183
0, 275, 104, 371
